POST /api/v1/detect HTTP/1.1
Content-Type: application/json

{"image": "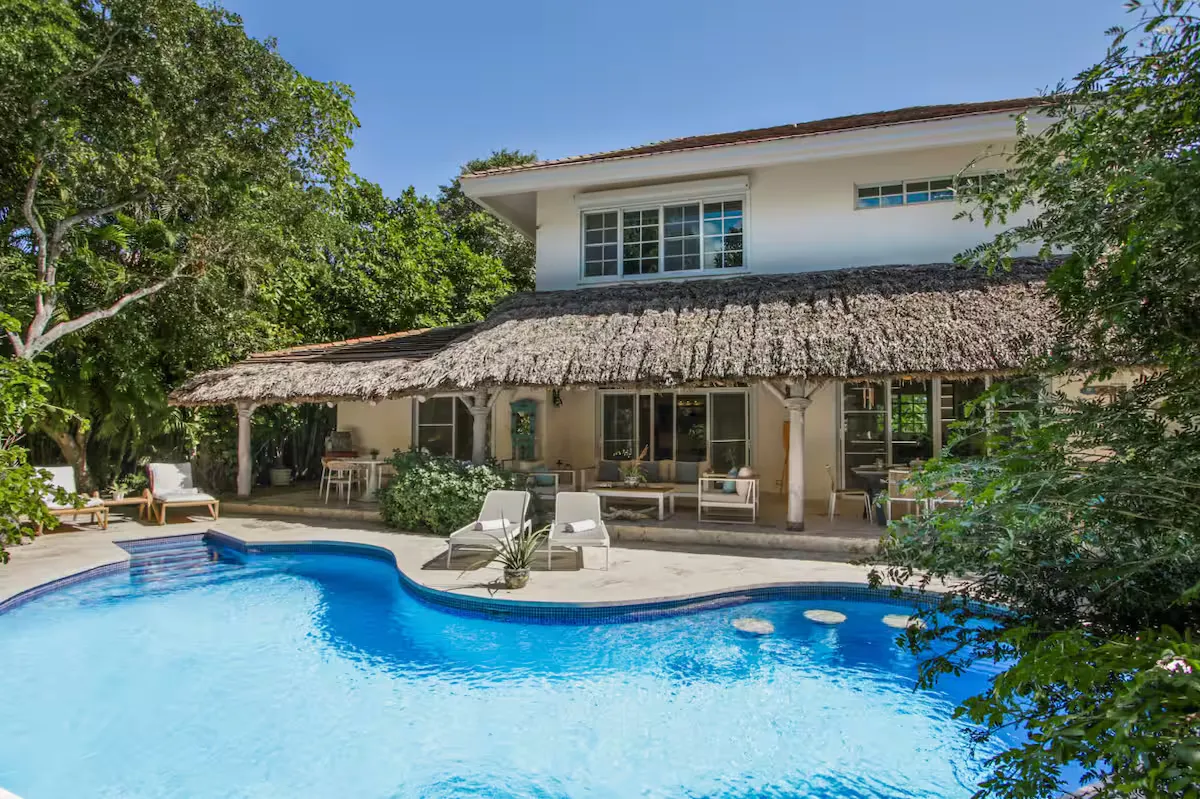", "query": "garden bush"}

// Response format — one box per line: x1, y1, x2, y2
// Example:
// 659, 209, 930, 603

378, 450, 511, 535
